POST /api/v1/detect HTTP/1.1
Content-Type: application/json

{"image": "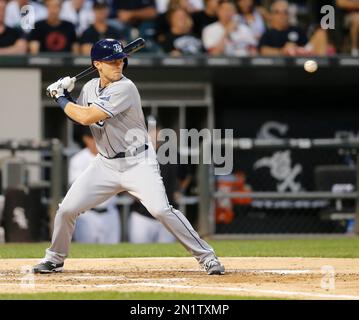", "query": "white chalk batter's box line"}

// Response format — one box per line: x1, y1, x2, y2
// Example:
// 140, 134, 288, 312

68, 269, 313, 275
72, 269, 313, 274
0, 269, 315, 277
27, 269, 313, 282
65, 276, 188, 282
0, 268, 341, 278
9, 282, 356, 300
